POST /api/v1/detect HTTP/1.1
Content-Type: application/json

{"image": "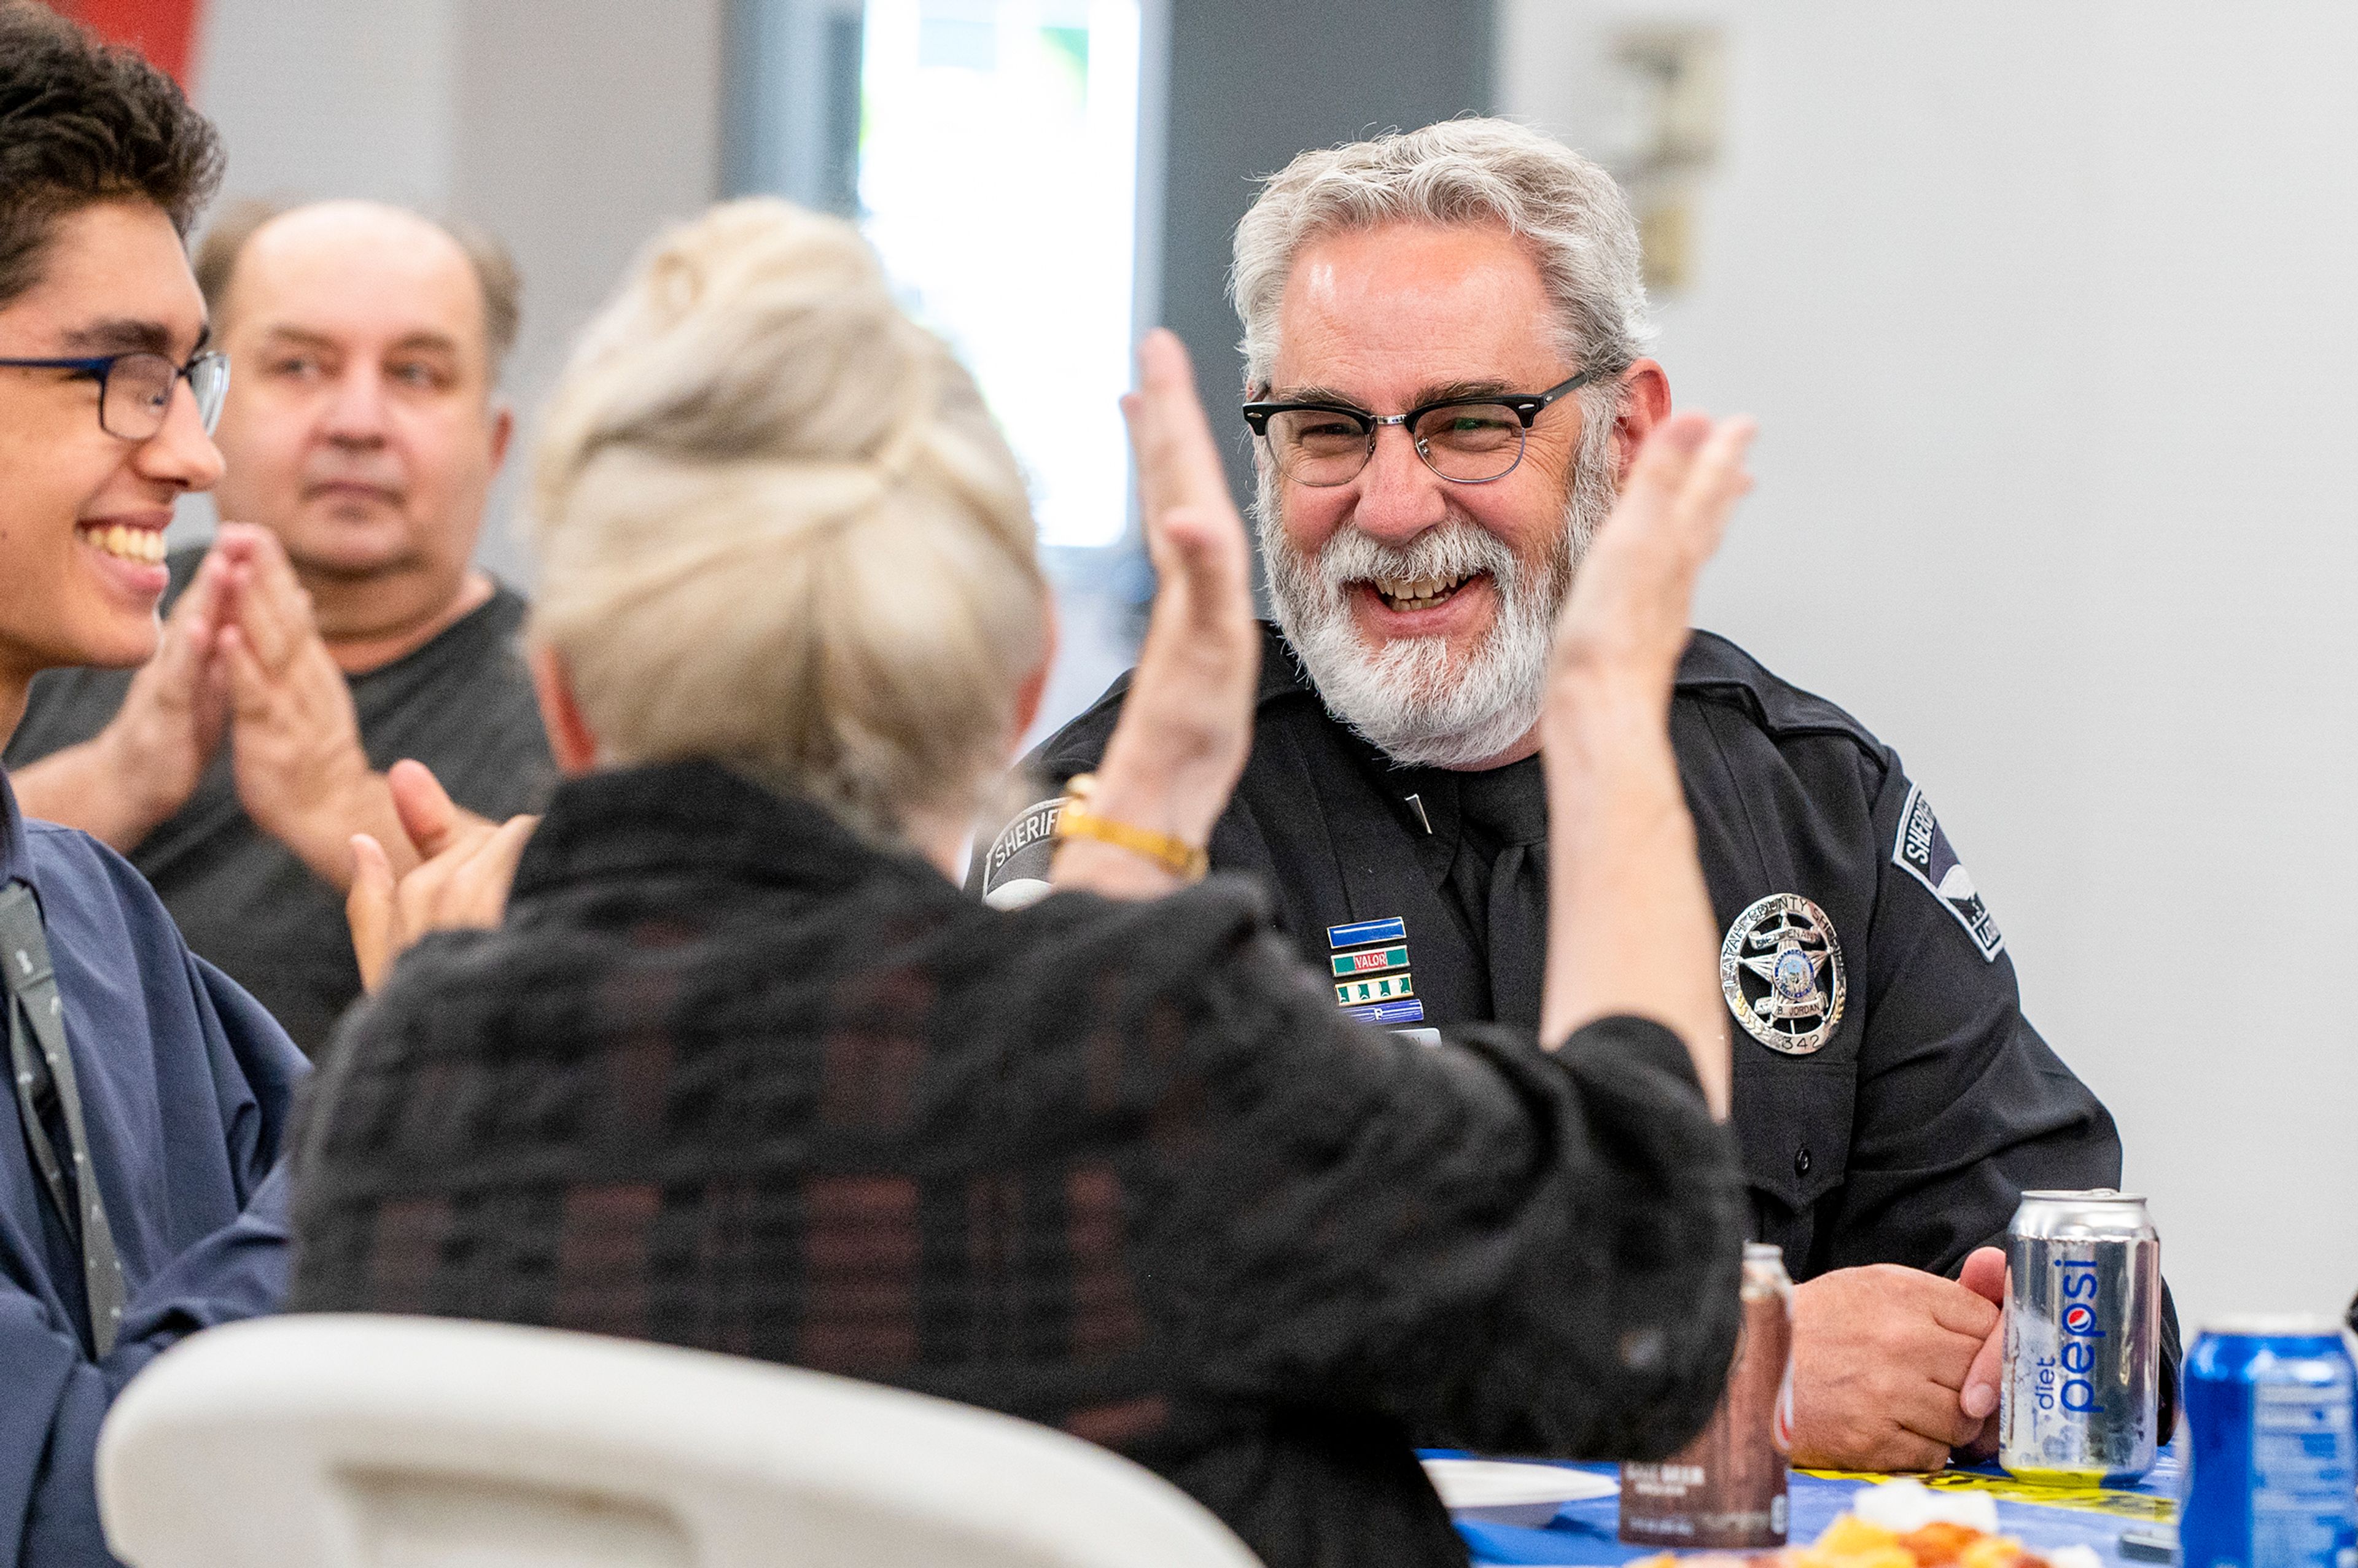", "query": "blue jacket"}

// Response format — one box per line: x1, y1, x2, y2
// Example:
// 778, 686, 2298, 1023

0, 770, 306, 1567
